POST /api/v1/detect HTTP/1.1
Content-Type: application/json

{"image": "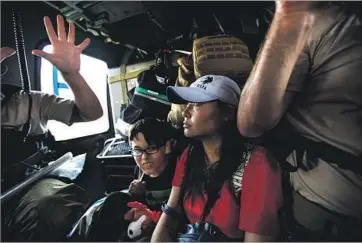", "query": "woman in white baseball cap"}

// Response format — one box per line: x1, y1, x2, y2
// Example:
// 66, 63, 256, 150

151, 75, 283, 242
